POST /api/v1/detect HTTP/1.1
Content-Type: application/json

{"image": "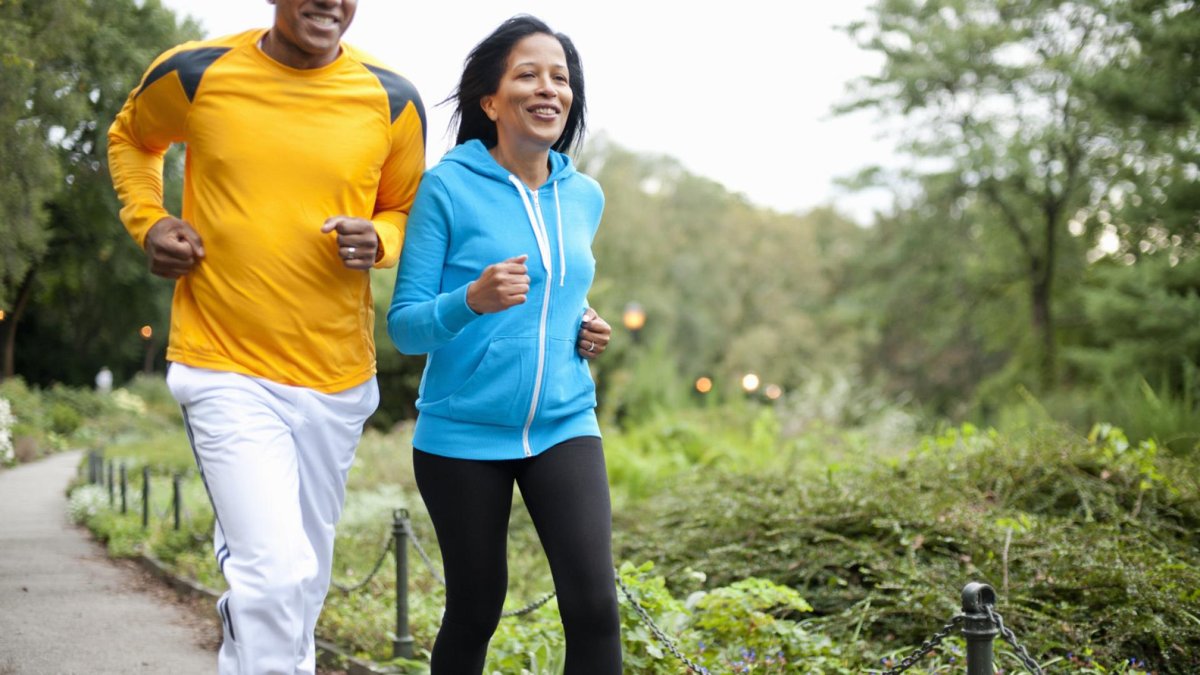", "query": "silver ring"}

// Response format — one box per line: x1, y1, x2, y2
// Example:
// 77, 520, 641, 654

587, 340, 596, 352
347, 246, 356, 256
